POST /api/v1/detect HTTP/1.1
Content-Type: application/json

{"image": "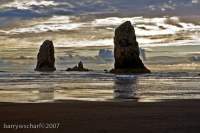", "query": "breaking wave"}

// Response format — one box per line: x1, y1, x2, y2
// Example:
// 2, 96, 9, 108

0, 16, 200, 47
92, 16, 200, 36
